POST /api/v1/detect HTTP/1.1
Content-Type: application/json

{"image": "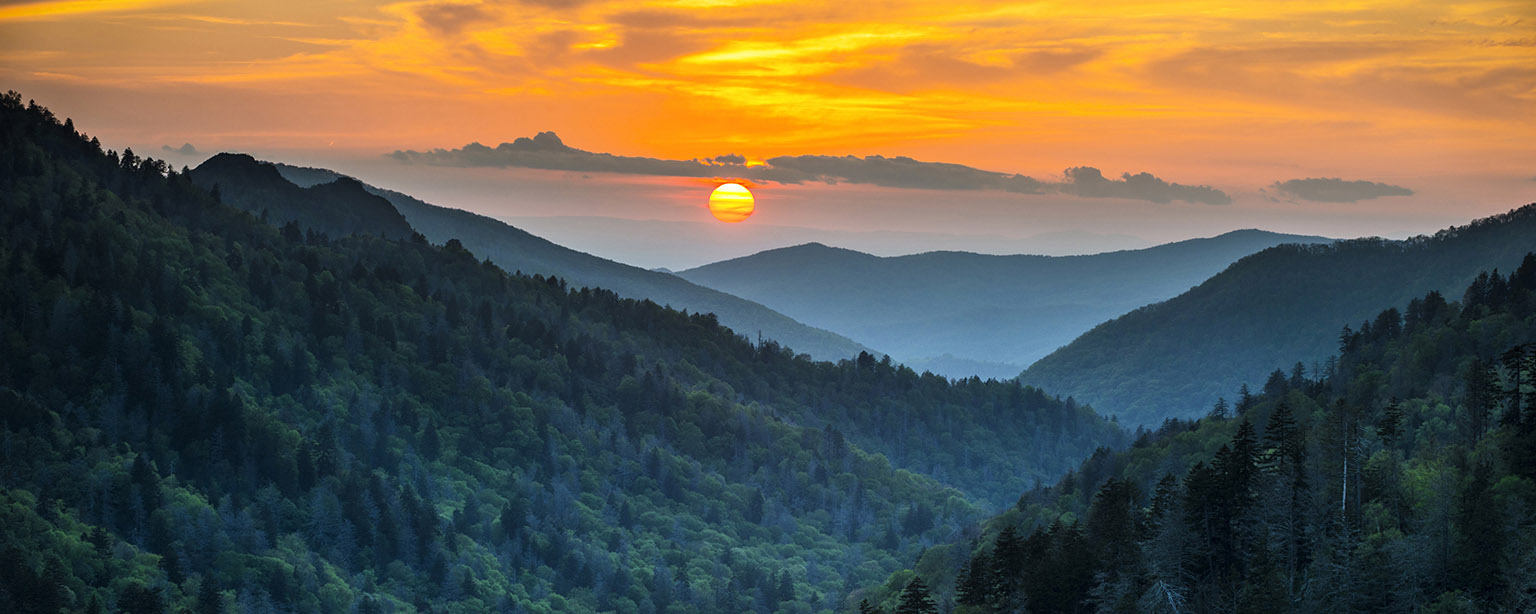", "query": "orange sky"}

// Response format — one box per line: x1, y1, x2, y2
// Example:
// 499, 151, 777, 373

2, 0, 1533, 254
